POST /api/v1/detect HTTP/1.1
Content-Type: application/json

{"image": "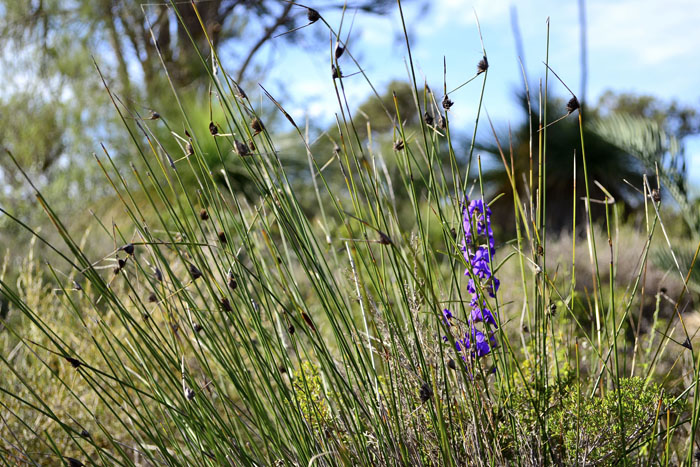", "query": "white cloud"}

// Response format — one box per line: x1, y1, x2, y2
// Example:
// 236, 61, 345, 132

586, 0, 700, 66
